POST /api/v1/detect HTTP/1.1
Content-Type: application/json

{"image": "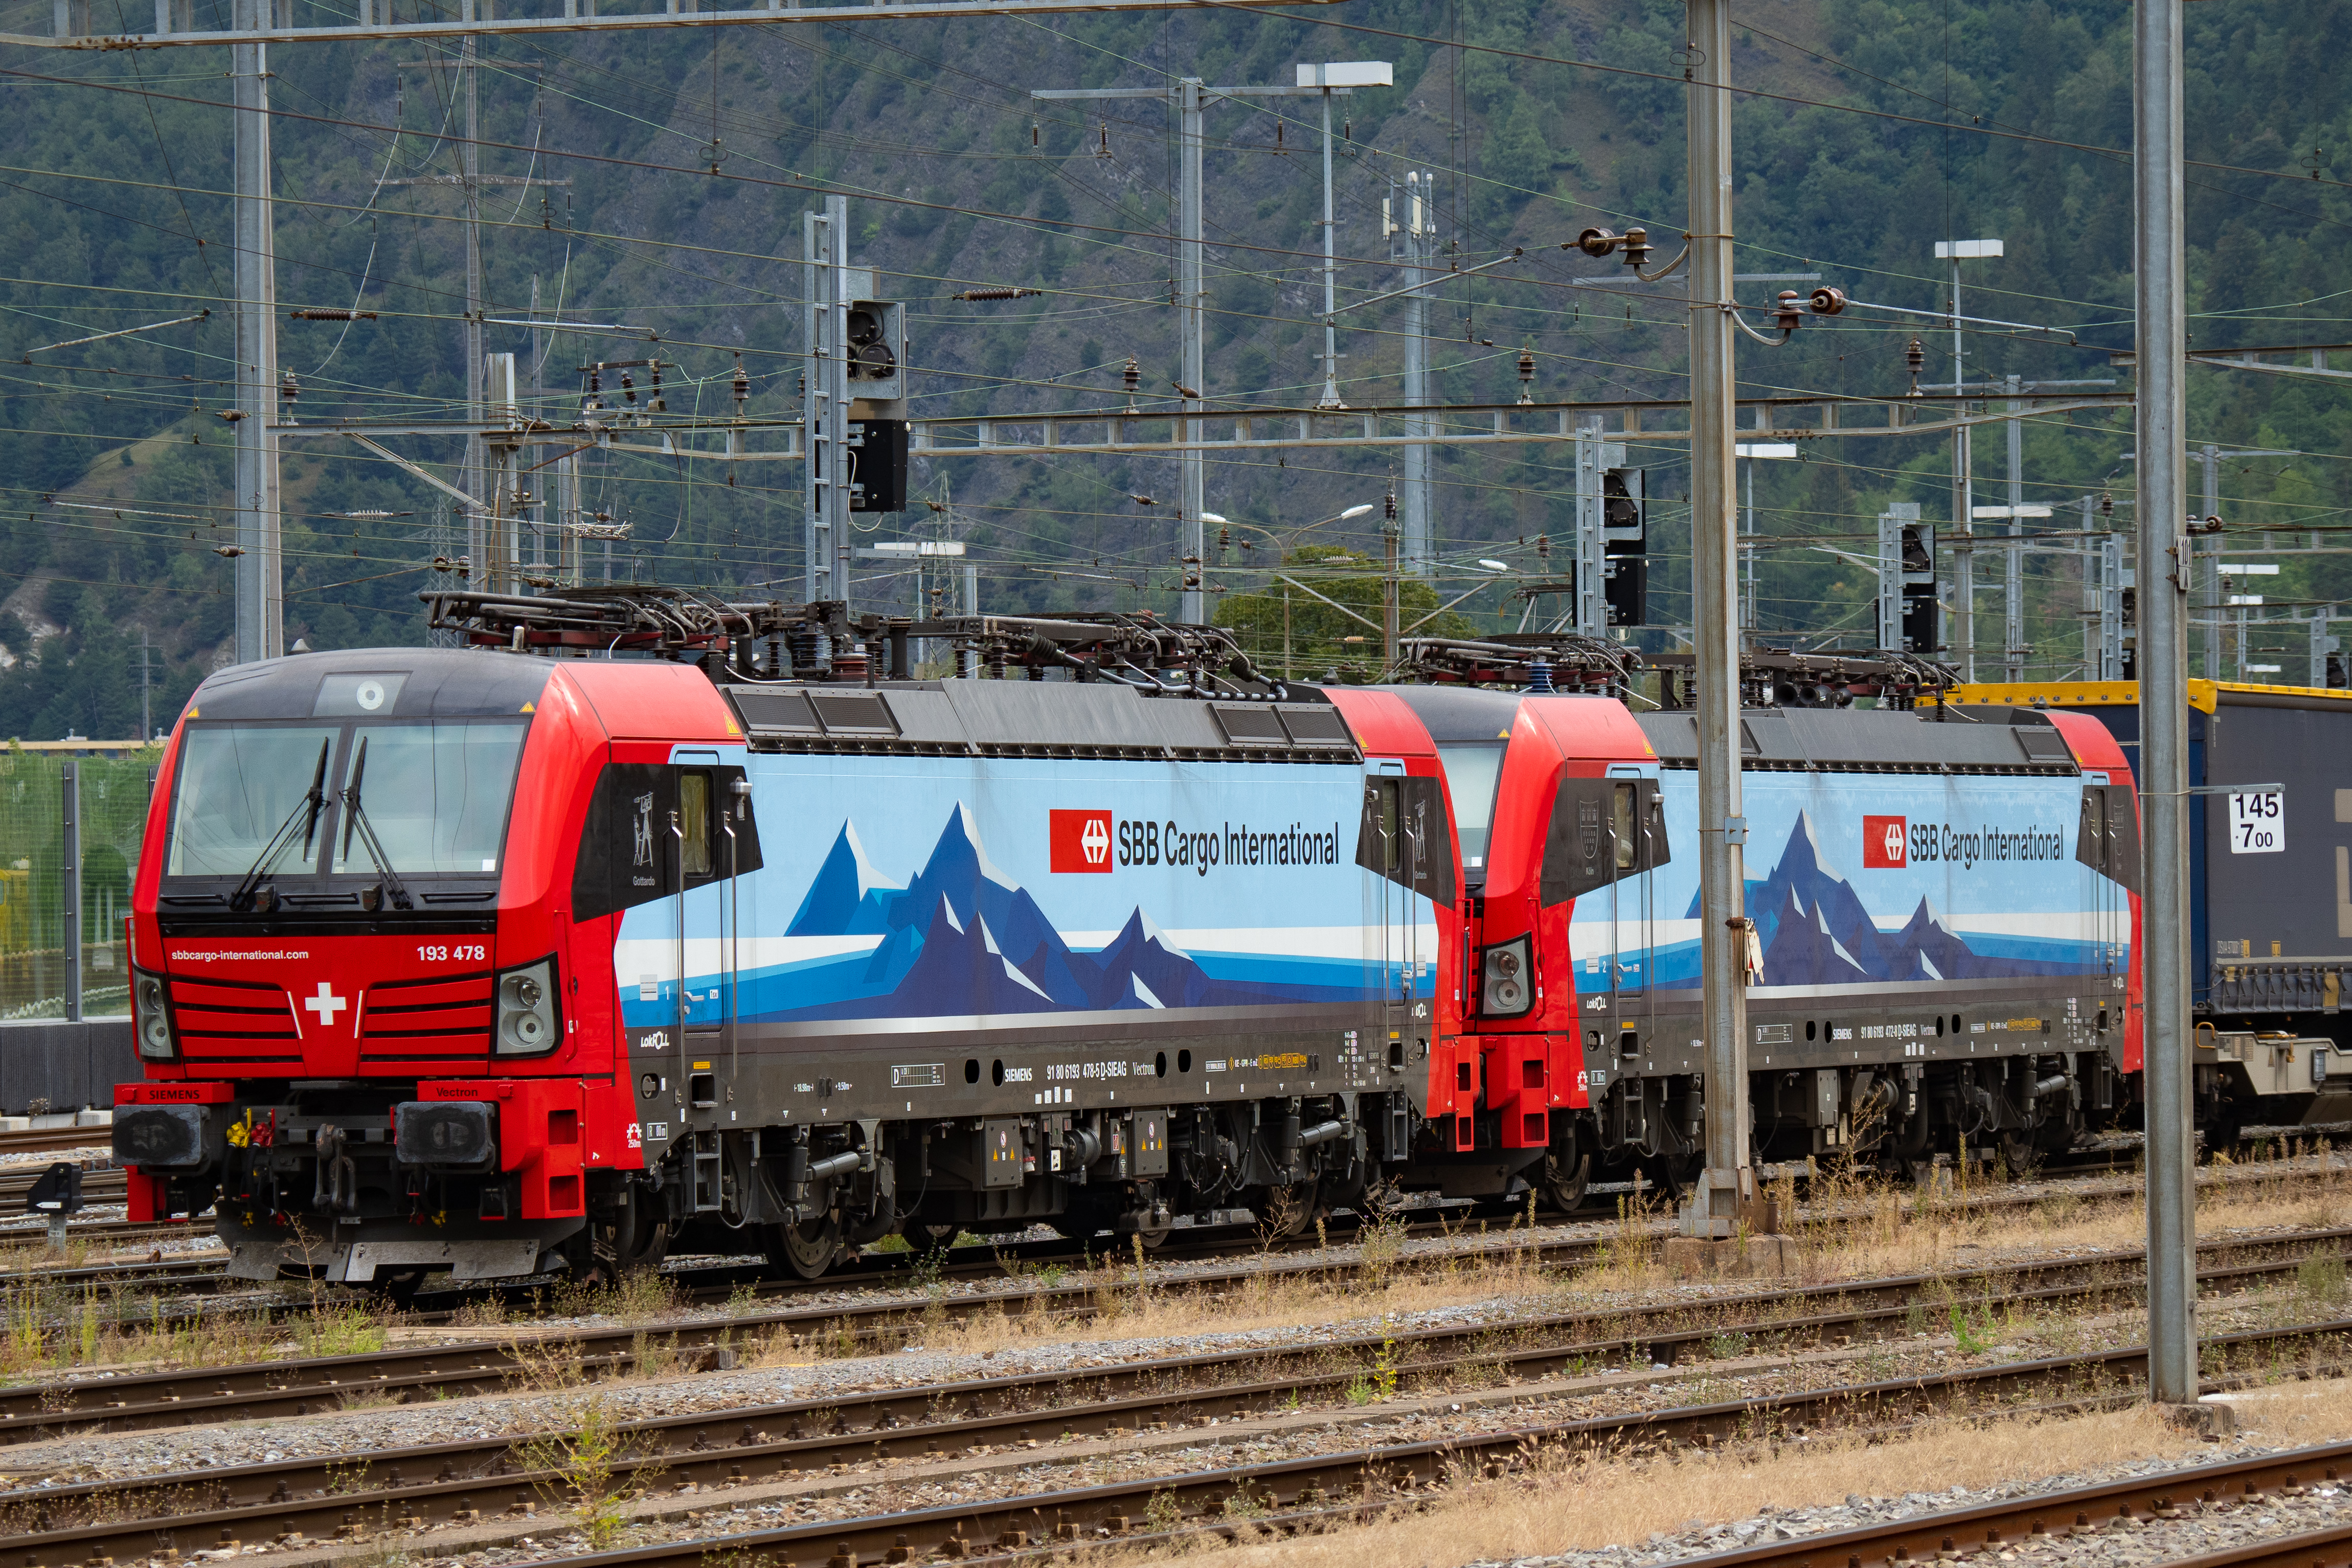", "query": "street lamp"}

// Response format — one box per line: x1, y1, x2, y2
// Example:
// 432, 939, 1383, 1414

1207, 502, 1378, 678
1934, 238, 2002, 680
